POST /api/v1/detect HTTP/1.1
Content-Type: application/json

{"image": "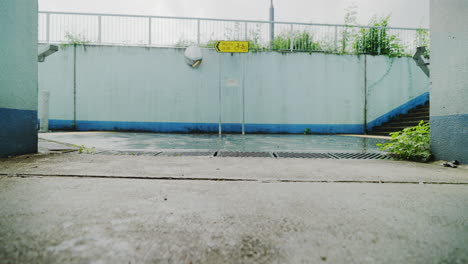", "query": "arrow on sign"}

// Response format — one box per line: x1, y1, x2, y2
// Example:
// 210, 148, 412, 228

214, 41, 249, 53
